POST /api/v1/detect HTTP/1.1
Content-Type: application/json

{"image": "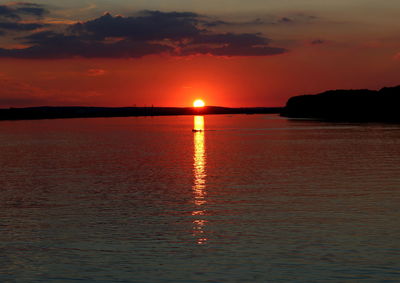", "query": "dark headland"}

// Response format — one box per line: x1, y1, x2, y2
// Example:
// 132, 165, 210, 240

0, 106, 282, 121
281, 85, 400, 122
